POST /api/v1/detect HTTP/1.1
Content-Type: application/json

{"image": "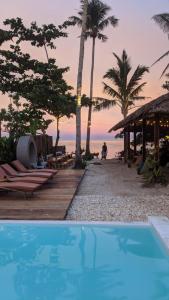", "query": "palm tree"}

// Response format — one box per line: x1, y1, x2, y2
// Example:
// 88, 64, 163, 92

70, 0, 118, 155
75, 0, 88, 168
95, 50, 149, 118
94, 50, 149, 162
152, 13, 169, 76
